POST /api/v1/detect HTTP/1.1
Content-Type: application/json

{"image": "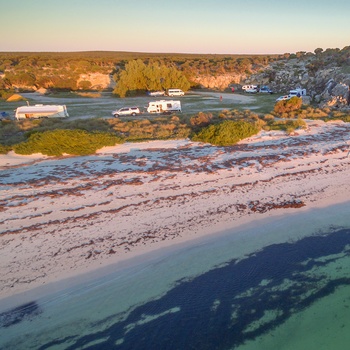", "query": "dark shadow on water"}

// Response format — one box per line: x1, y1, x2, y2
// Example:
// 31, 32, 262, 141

0, 301, 42, 328
37, 227, 350, 350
